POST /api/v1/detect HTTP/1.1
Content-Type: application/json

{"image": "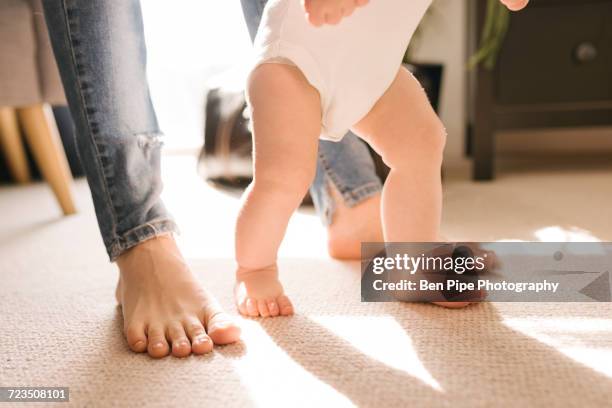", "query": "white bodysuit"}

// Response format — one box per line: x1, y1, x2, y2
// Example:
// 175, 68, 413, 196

252, 0, 432, 141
